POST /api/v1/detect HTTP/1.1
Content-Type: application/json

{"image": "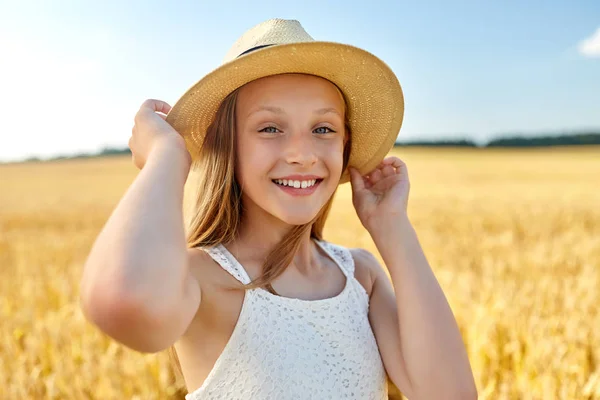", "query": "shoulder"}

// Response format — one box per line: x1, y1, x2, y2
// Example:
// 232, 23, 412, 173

184, 246, 246, 321
348, 247, 382, 299
320, 241, 377, 297
186, 246, 240, 293
349, 247, 379, 266
347, 247, 394, 301
186, 246, 216, 276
